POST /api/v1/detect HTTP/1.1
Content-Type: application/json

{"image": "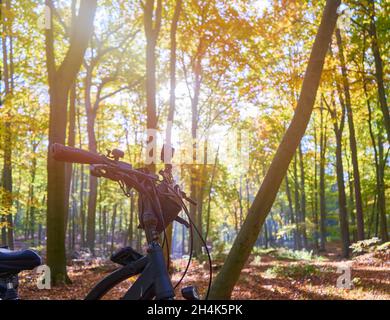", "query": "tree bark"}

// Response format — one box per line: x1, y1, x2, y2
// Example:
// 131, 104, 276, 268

143, 0, 162, 171
335, 28, 364, 240
324, 87, 350, 259
368, 0, 390, 145
312, 121, 319, 251
208, 0, 340, 299
1, 0, 14, 249
298, 143, 308, 248
319, 100, 327, 251
162, 0, 182, 263
45, 0, 97, 284
293, 154, 302, 249
377, 133, 388, 242
334, 132, 350, 258
285, 175, 298, 249
64, 81, 77, 232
